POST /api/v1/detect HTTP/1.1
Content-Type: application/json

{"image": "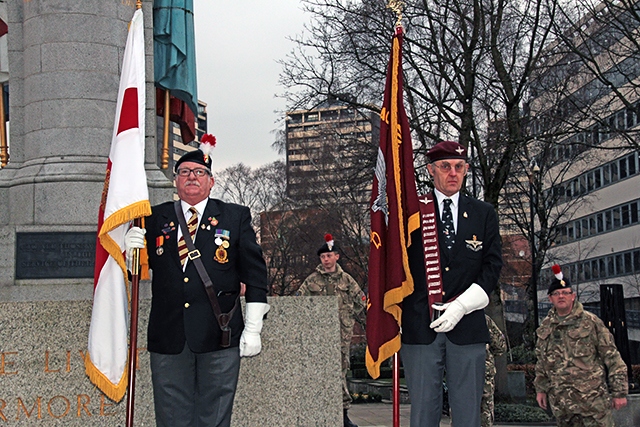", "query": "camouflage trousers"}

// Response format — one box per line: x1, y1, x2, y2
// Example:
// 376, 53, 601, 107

480, 369, 495, 427
342, 343, 352, 410
554, 413, 614, 427
549, 389, 614, 427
